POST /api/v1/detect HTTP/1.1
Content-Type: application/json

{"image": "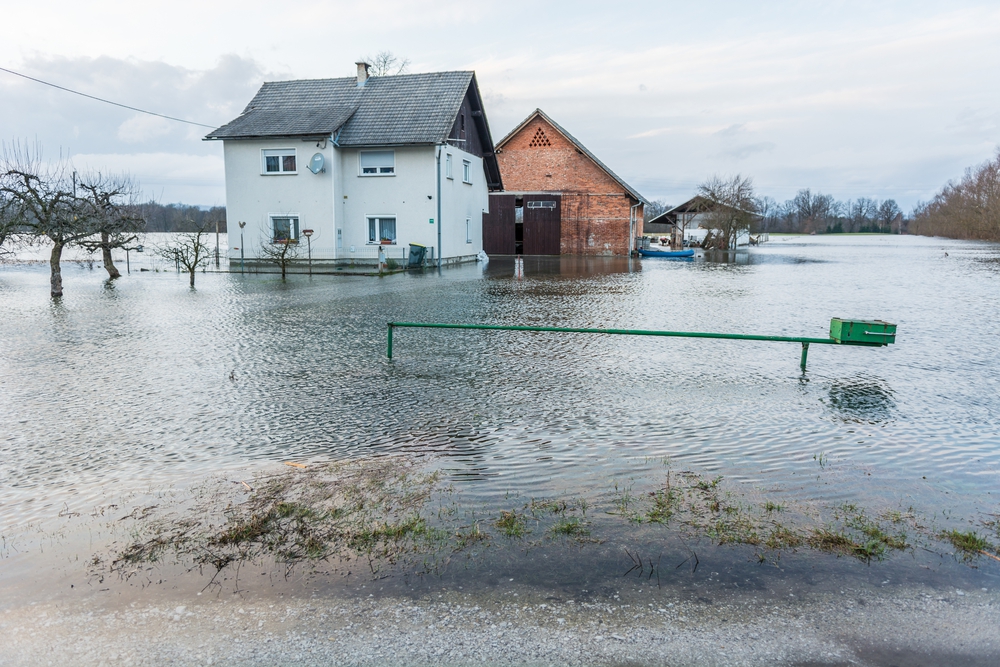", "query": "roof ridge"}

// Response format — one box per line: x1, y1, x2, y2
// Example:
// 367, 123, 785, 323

259, 70, 474, 86
497, 109, 646, 204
